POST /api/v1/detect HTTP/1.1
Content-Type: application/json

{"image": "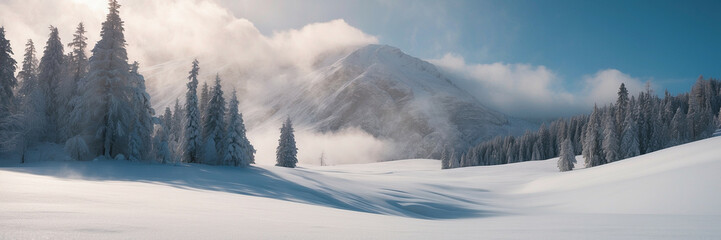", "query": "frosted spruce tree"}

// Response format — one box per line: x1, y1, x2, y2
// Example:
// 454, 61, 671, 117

127, 62, 154, 161
440, 147, 449, 169
70, 0, 135, 158
183, 59, 202, 163
199, 81, 209, 122
222, 89, 255, 167
59, 23, 88, 140
2, 38, 47, 157
276, 117, 298, 168
37, 26, 64, 142
583, 105, 604, 168
619, 112, 640, 159
602, 111, 619, 163
16, 39, 38, 103
172, 98, 183, 142
670, 107, 688, 146
615, 83, 629, 131
0, 27, 16, 116
557, 138, 575, 172
203, 74, 226, 164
